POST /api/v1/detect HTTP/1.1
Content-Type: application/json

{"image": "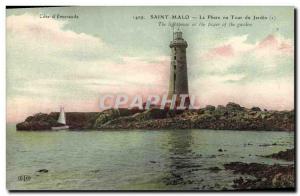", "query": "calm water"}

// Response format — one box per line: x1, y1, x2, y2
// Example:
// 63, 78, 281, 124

7, 125, 294, 190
